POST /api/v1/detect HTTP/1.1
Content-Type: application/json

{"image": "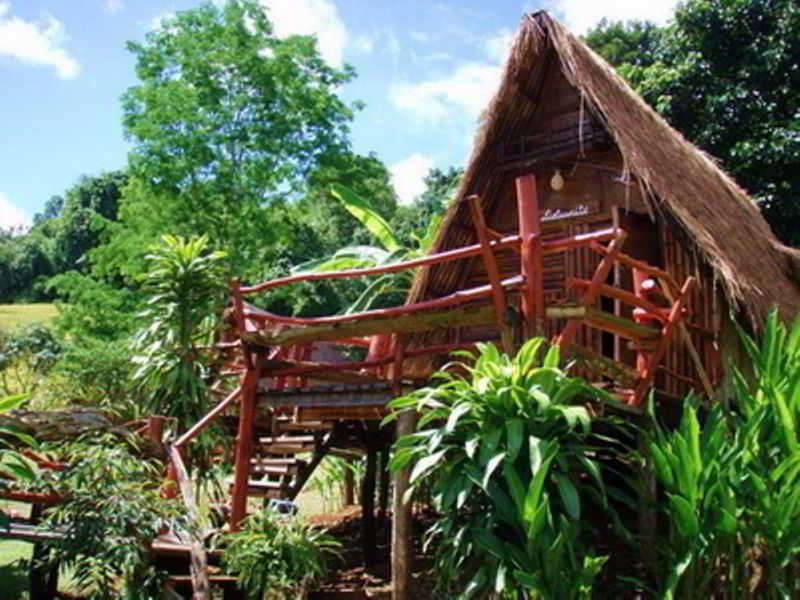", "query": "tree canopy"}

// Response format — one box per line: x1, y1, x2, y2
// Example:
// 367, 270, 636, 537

585, 0, 800, 245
